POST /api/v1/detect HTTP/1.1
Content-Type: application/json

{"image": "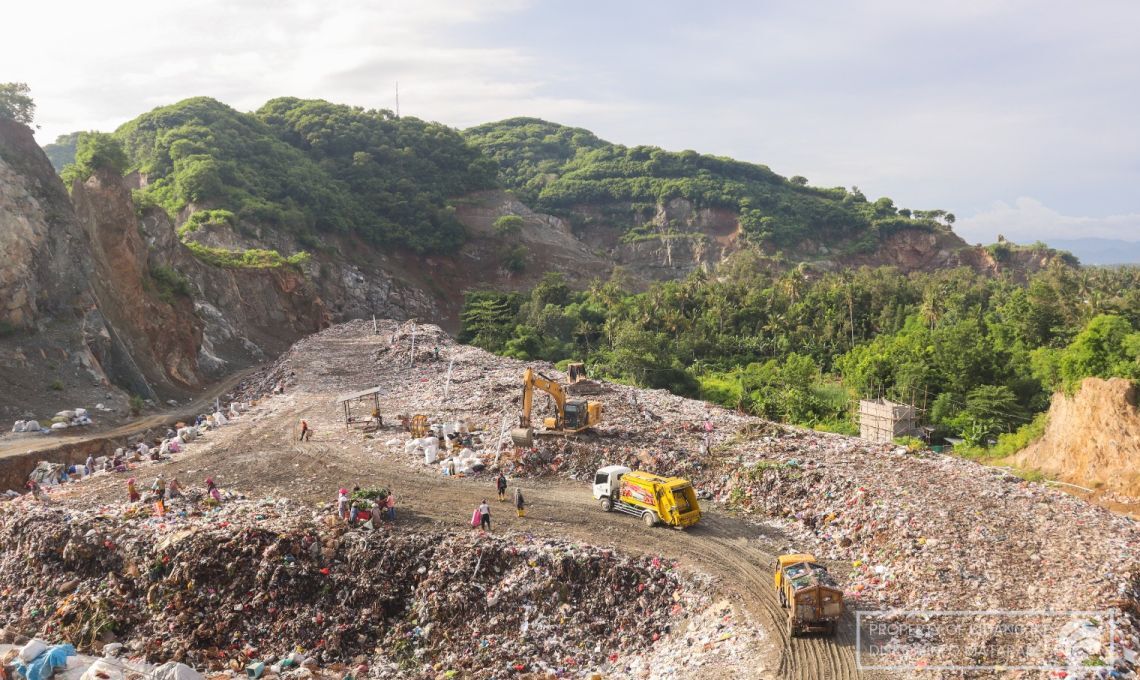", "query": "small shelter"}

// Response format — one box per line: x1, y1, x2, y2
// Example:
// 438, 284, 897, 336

858, 398, 917, 444
337, 386, 382, 430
